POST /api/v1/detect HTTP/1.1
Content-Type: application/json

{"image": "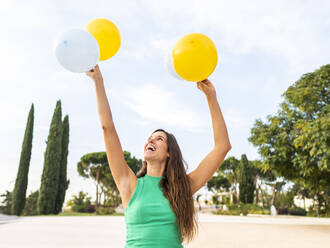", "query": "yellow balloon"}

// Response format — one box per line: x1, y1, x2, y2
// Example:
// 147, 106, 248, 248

172, 33, 218, 82
85, 18, 121, 61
